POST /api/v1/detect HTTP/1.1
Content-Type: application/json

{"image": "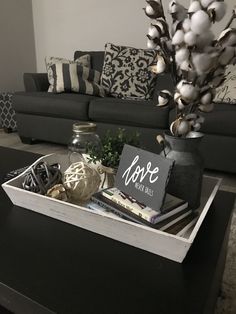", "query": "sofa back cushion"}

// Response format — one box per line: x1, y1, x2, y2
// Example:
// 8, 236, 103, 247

74, 51, 105, 73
